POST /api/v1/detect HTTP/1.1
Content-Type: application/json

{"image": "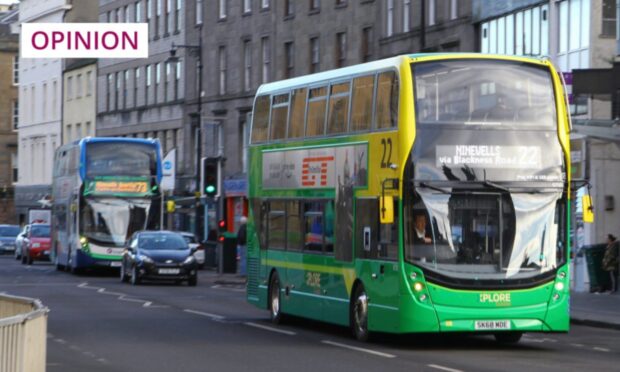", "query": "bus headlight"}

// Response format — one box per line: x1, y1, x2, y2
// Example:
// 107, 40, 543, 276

80, 236, 88, 246
554, 282, 565, 291
413, 282, 424, 292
